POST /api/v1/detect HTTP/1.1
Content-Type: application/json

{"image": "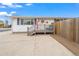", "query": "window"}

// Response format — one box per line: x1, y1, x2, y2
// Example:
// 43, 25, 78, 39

17, 18, 34, 25
17, 18, 19, 25
23, 19, 31, 25
21, 19, 23, 25
31, 19, 33, 24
